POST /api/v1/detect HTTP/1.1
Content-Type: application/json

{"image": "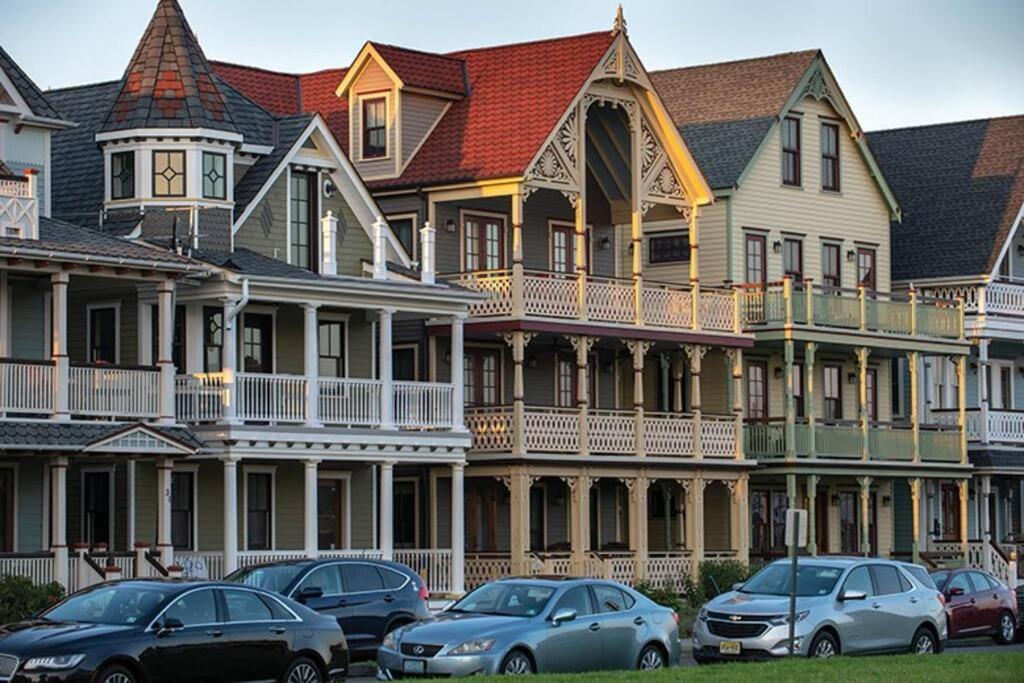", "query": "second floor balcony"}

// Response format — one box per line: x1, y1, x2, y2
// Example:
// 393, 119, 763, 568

924, 279, 1024, 337
933, 408, 1024, 448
